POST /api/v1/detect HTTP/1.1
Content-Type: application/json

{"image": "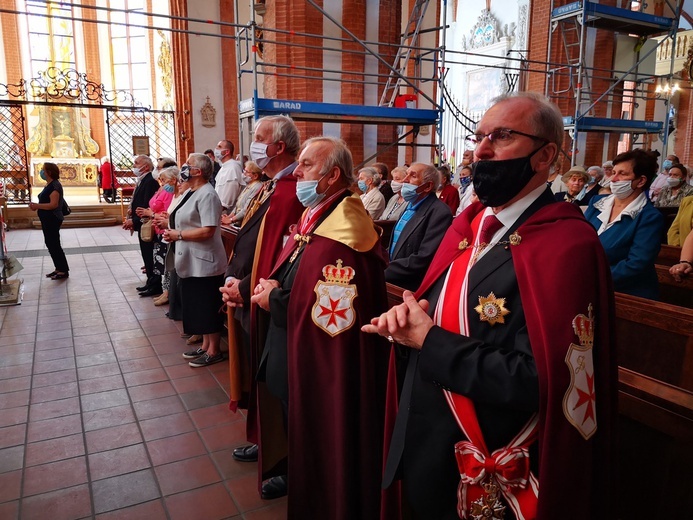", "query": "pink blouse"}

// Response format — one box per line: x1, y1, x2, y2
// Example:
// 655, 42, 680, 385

149, 189, 175, 234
